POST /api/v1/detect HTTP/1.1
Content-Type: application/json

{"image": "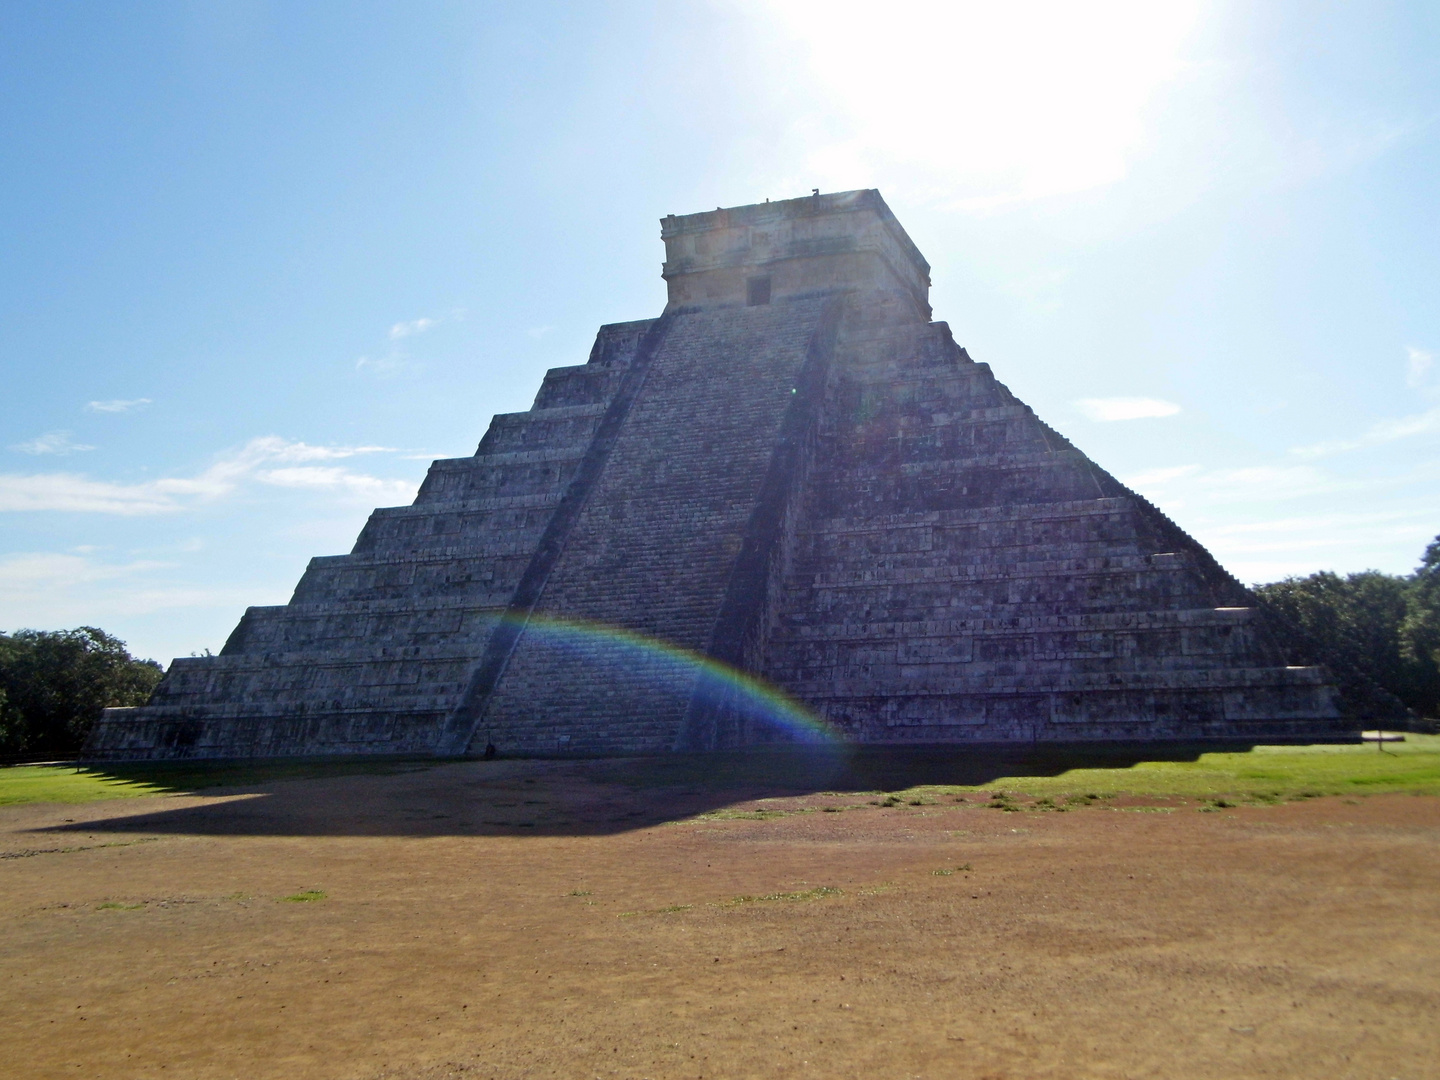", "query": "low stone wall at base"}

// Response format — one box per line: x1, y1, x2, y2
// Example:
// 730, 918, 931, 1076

83, 704, 1359, 762
82, 705, 448, 762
